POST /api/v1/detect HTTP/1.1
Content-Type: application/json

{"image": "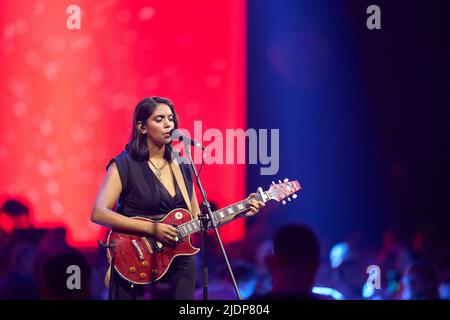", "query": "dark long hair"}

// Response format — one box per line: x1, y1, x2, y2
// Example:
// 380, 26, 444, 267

125, 97, 179, 162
